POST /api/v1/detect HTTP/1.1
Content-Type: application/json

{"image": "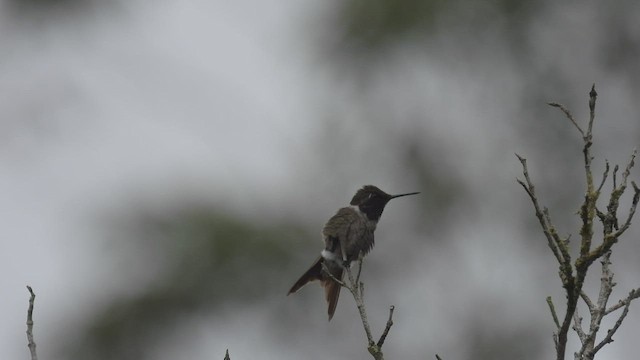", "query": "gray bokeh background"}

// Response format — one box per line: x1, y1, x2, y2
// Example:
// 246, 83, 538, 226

2, 1, 640, 359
